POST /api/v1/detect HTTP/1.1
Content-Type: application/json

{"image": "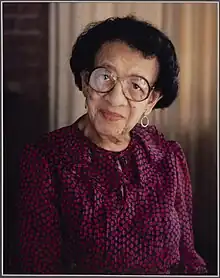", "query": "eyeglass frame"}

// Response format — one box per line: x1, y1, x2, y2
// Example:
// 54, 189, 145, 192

84, 66, 156, 102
